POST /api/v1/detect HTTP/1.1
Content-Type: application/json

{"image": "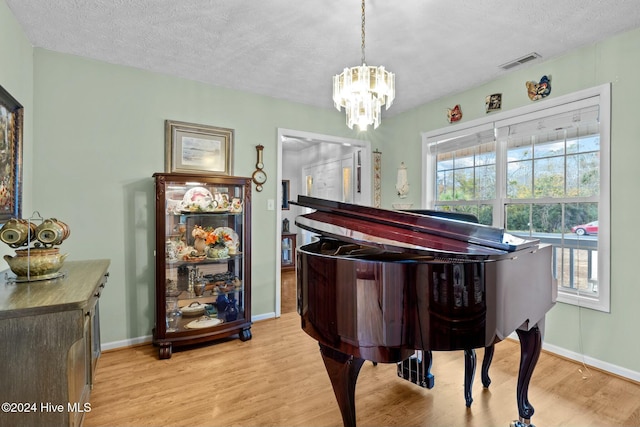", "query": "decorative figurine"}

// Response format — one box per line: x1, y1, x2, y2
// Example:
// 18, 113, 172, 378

486, 93, 502, 113
447, 104, 463, 123
526, 75, 552, 101
396, 162, 409, 199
